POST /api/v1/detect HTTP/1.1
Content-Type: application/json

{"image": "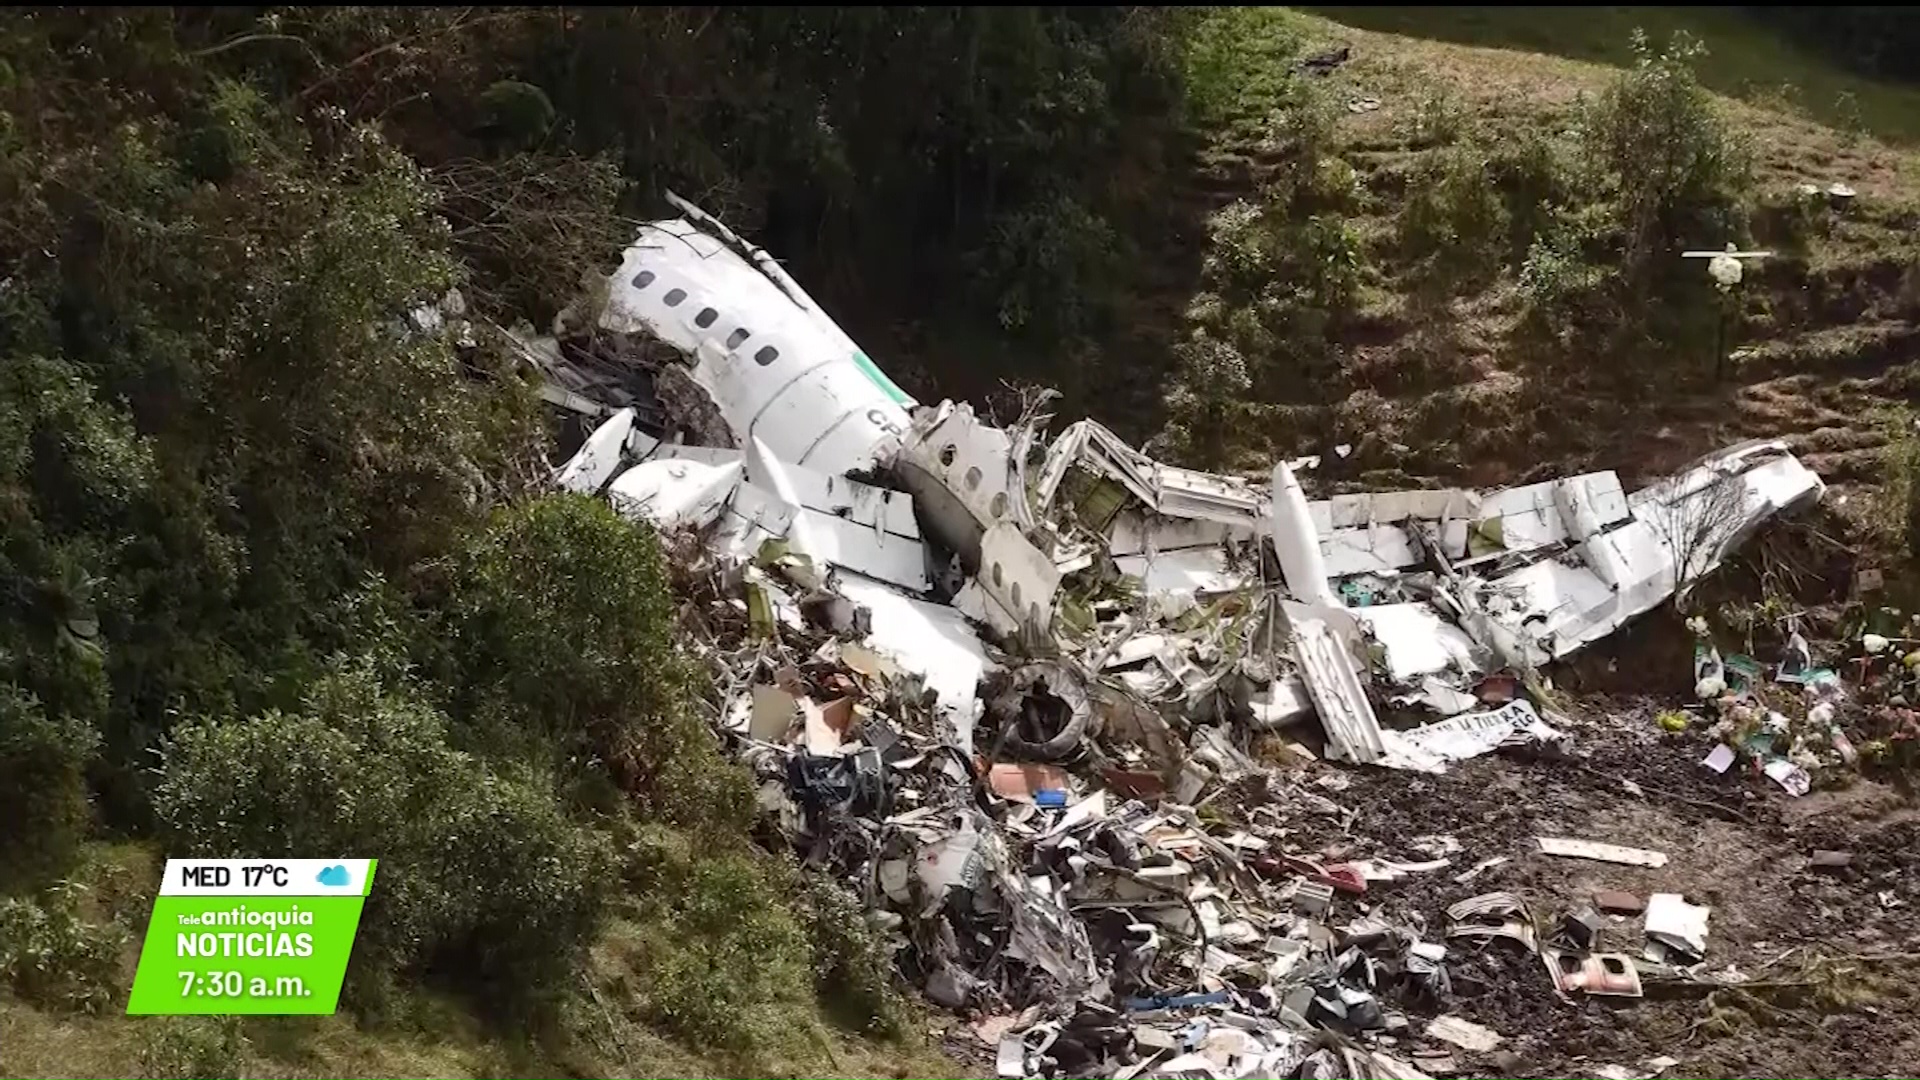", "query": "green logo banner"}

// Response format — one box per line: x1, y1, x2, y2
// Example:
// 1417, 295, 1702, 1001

125, 859, 375, 1015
